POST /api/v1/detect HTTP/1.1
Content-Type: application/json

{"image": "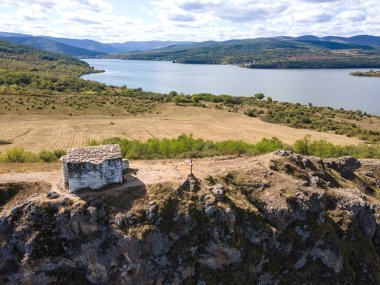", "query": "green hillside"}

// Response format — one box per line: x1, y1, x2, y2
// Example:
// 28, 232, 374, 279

0, 39, 105, 96
0, 39, 98, 77
111, 38, 380, 69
